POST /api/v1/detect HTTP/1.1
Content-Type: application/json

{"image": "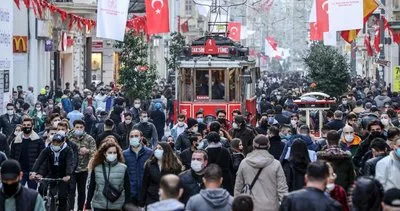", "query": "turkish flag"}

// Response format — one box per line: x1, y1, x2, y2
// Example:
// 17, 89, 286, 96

181, 20, 189, 33
310, 22, 323, 40
374, 26, 380, 54
228, 22, 241, 41
316, 0, 328, 33
14, 0, 20, 9
145, 0, 170, 34
365, 35, 373, 57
